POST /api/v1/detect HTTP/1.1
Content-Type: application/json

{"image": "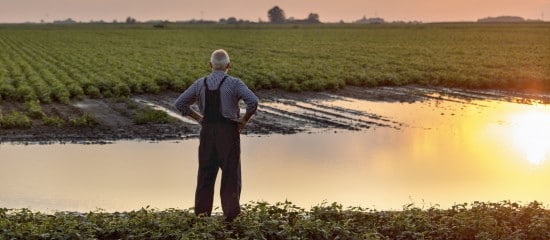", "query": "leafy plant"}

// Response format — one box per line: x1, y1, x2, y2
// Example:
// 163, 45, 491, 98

0, 23, 548, 107
133, 107, 174, 125
0, 201, 548, 239
68, 112, 99, 127
24, 100, 45, 119
41, 115, 65, 127
0, 111, 32, 129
